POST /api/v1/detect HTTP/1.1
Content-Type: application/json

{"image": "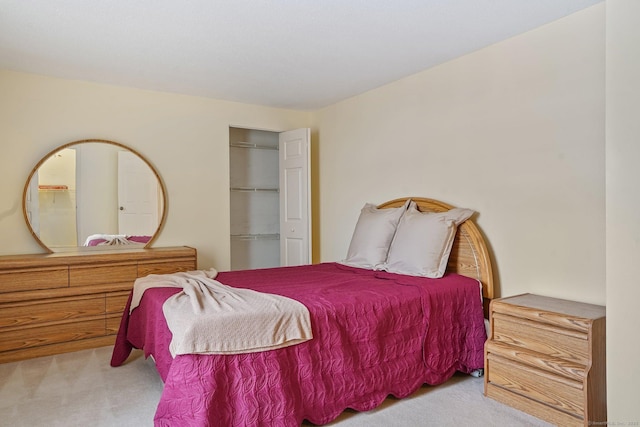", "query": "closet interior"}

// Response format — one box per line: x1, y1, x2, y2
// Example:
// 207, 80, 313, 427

229, 127, 280, 270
